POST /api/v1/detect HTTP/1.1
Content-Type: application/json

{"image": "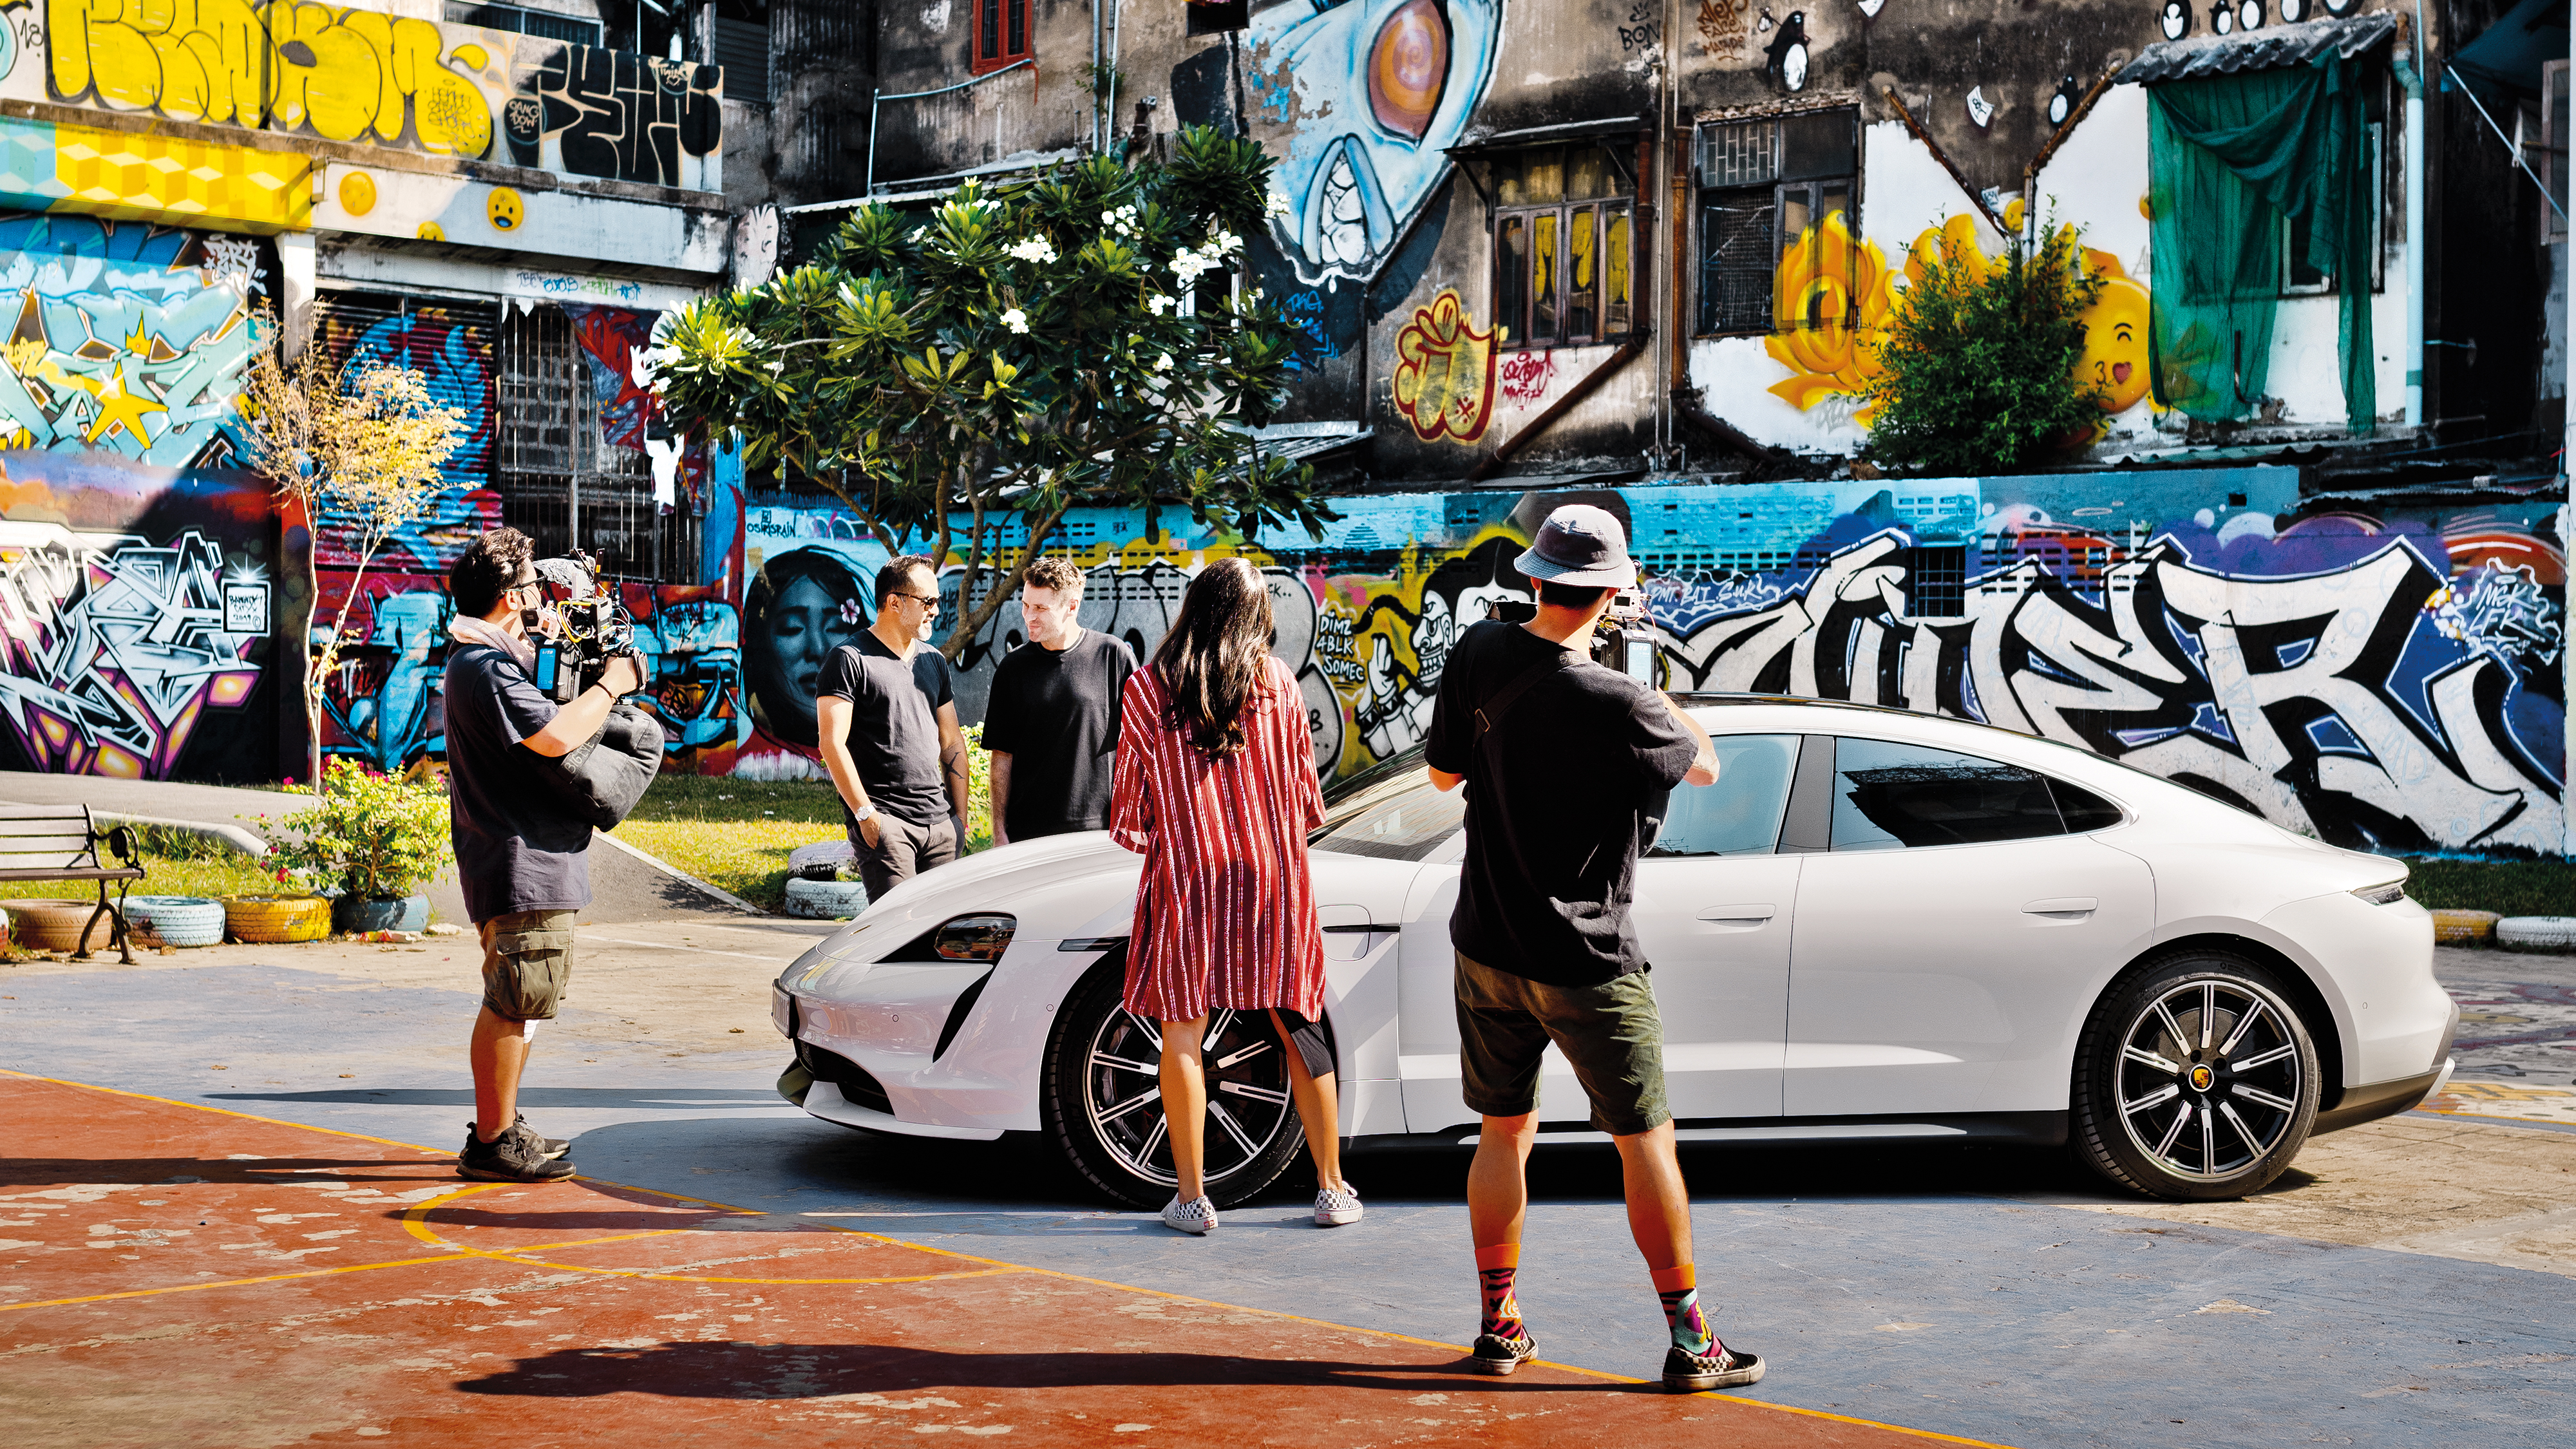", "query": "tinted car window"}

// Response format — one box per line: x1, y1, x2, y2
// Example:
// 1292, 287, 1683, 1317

1311, 751, 1466, 861
1649, 734, 1800, 857
1828, 739, 2065, 851
2050, 778, 2125, 831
